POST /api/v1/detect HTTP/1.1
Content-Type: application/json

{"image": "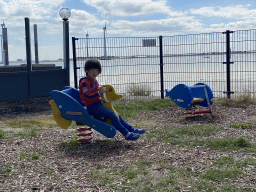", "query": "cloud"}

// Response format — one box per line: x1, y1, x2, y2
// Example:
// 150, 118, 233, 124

69, 9, 104, 26
0, 0, 65, 19
190, 5, 256, 20
111, 16, 203, 36
82, 0, 179, 17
